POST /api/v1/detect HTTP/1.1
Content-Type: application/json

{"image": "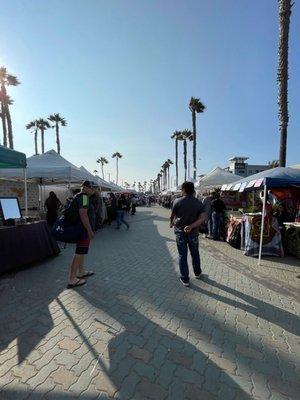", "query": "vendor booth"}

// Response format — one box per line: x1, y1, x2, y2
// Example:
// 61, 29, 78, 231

0, 147, 60, 275
197, 167, 240, 193
221, 167, 300, 264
